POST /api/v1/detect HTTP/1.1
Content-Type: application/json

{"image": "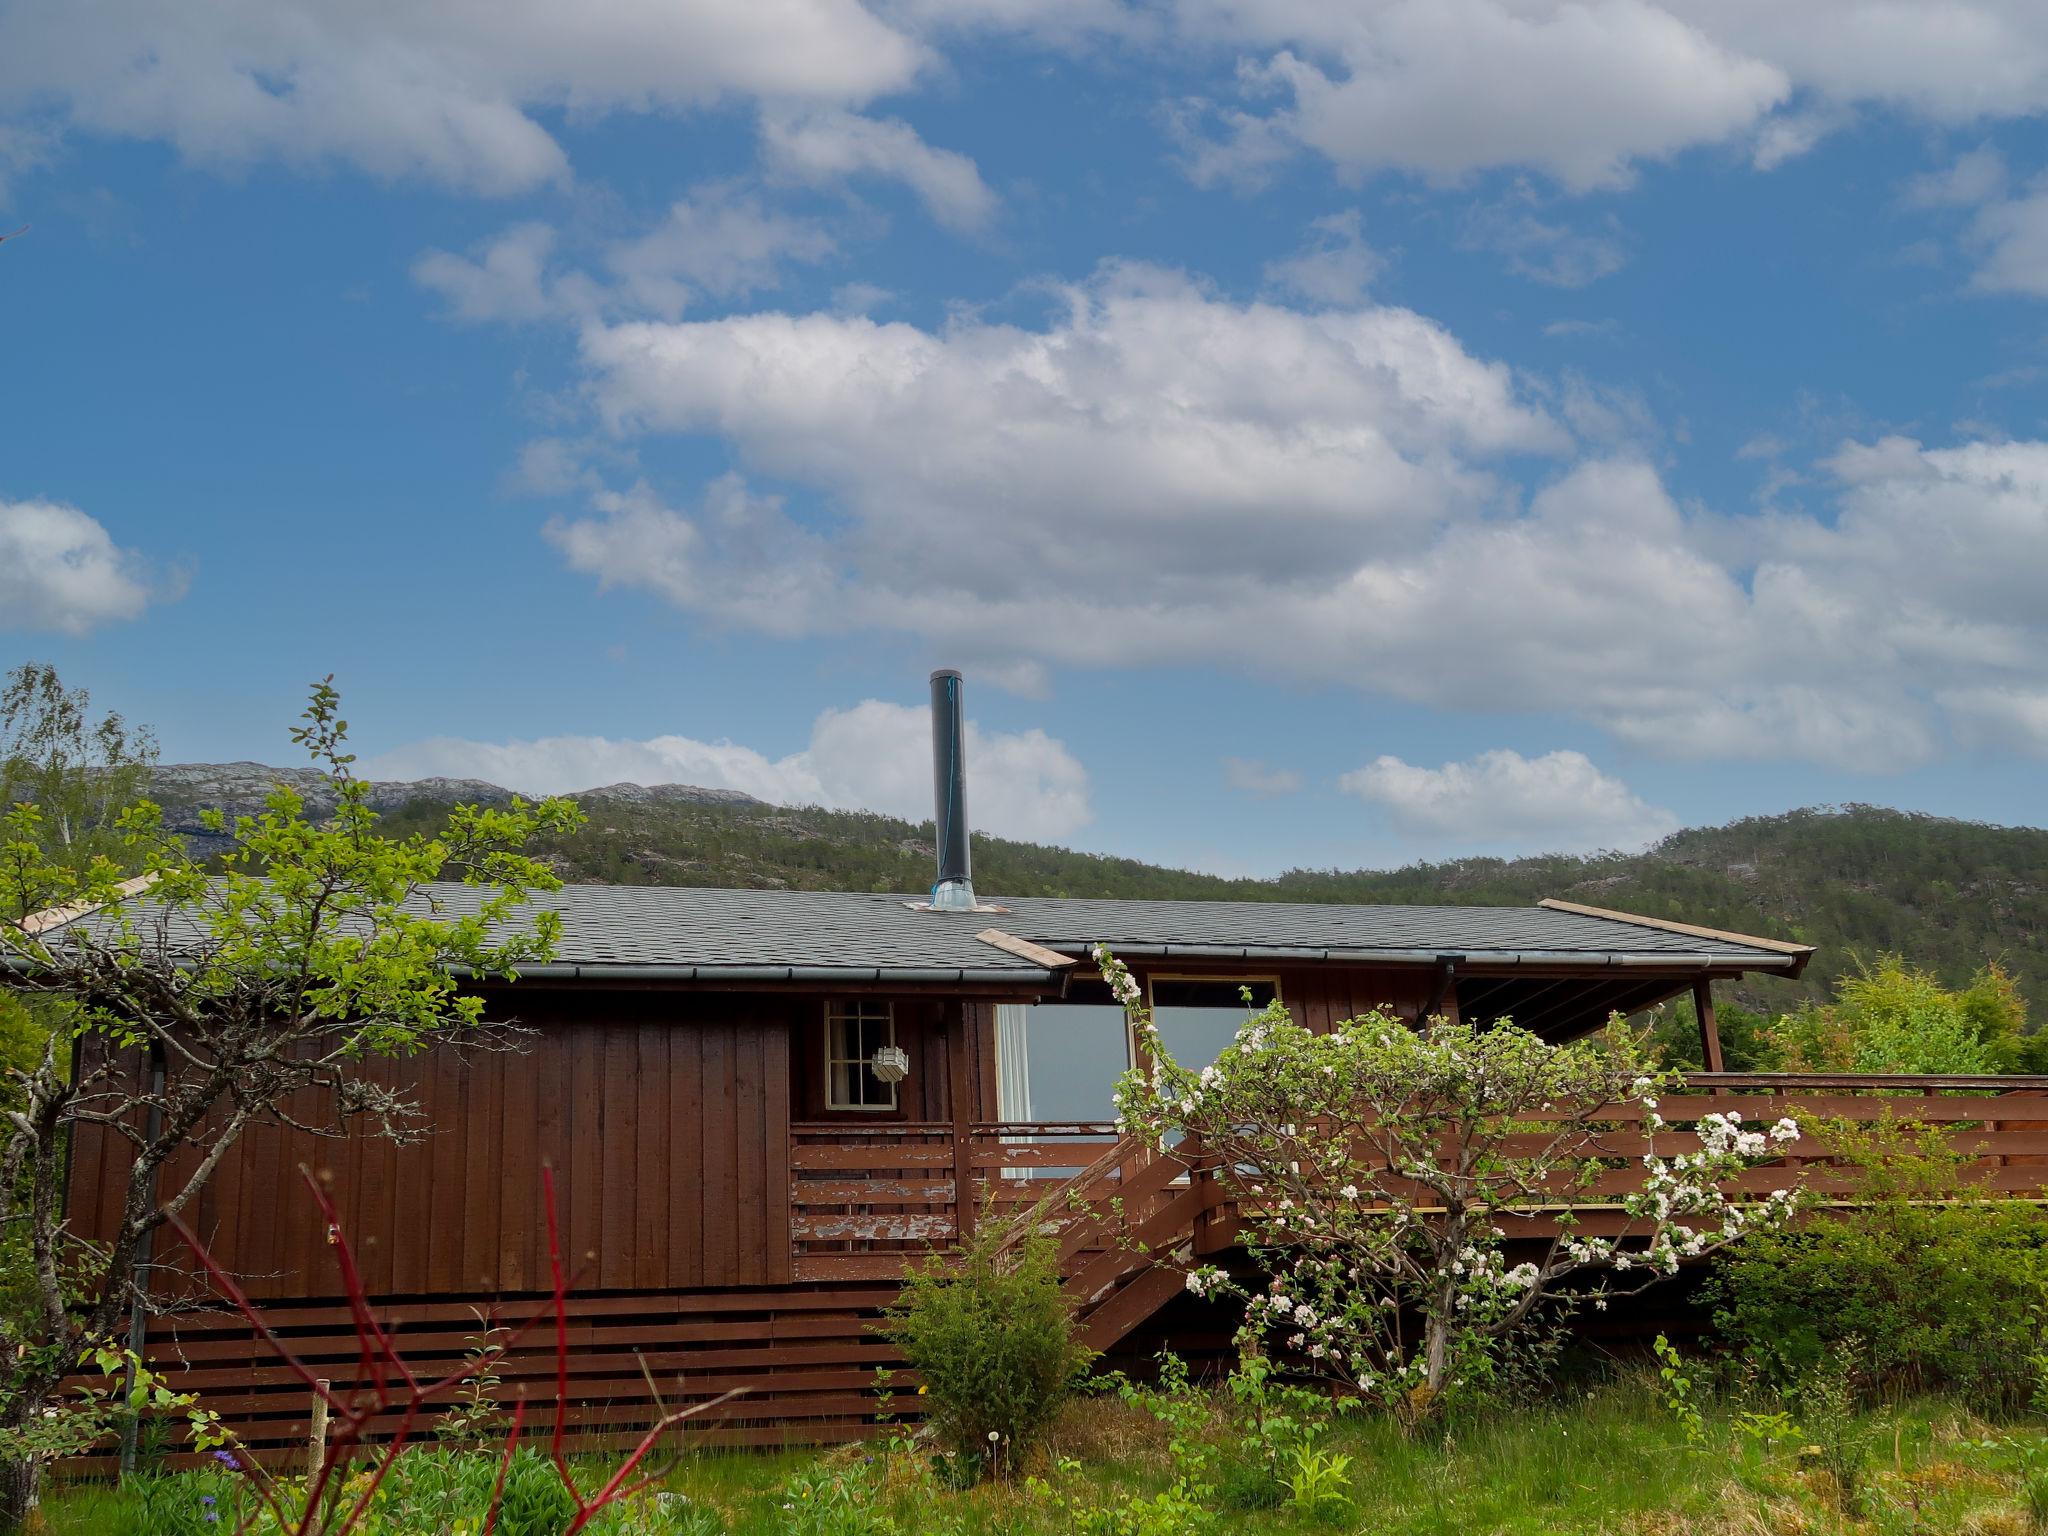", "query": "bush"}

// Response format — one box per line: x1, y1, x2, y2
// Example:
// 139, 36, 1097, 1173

881, 1217, 1092, 1478
1708, 1115, 2048, 1412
